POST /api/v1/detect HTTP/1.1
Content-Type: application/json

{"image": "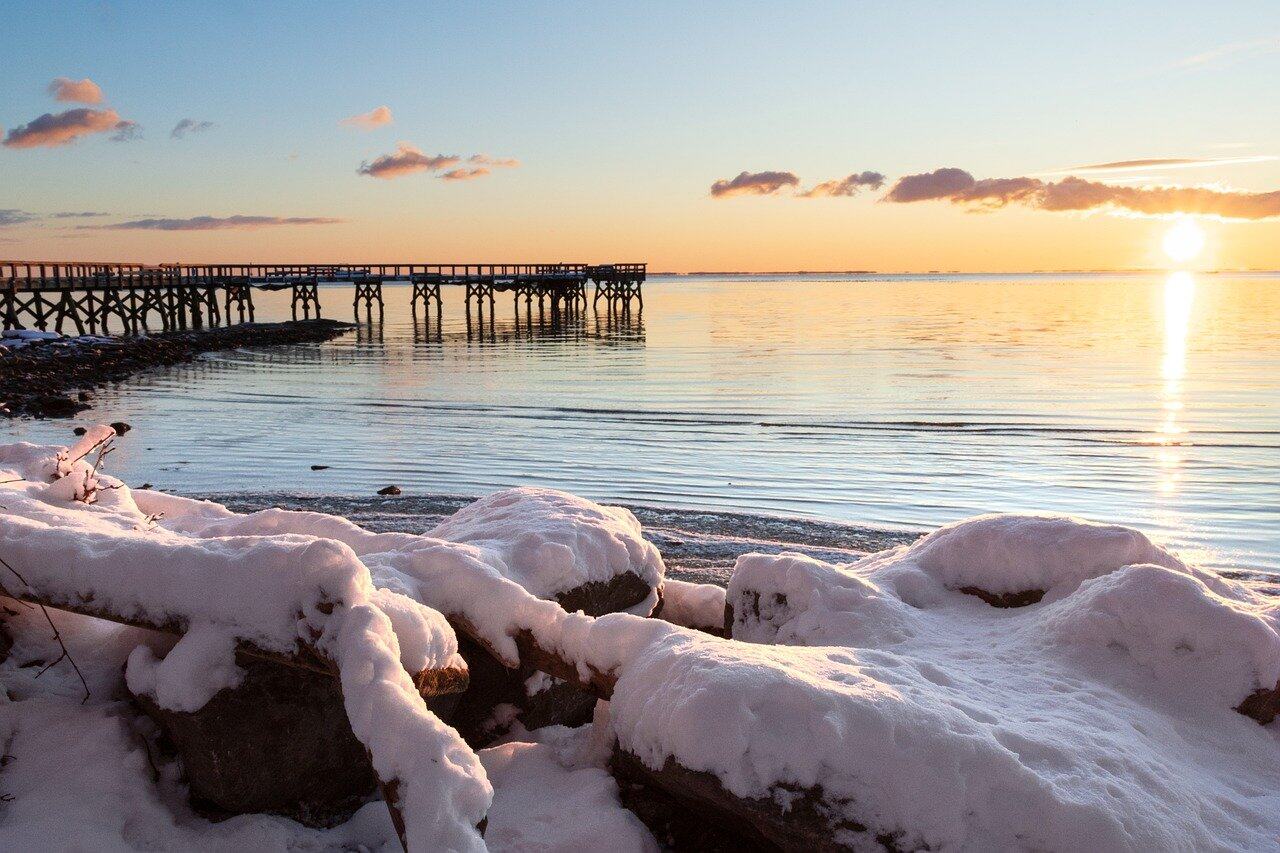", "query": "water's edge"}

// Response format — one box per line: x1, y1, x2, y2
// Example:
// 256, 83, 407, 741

205, 491, 918, 586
